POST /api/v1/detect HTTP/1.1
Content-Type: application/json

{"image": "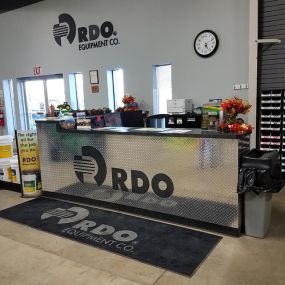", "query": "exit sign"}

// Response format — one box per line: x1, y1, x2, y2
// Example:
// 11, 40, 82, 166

33, 66, 41, 76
